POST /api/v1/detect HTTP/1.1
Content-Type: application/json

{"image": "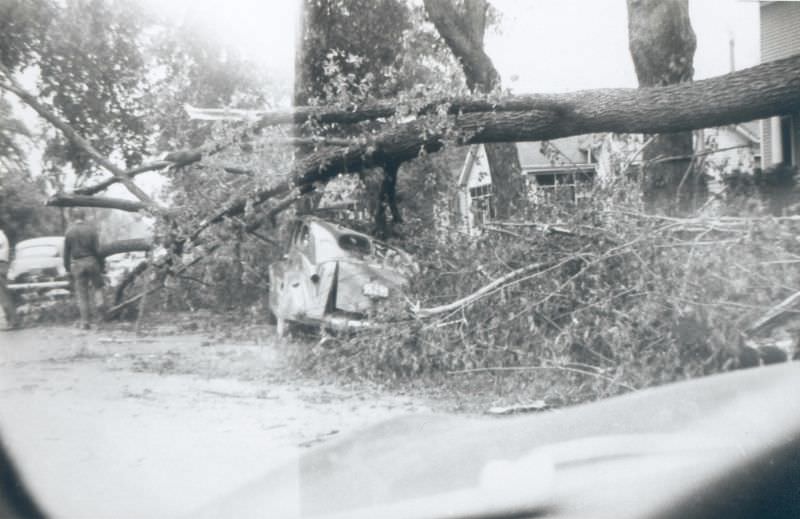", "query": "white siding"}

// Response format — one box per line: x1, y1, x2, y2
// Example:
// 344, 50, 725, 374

760, 2, 800, 167
466, 145, 492, 189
